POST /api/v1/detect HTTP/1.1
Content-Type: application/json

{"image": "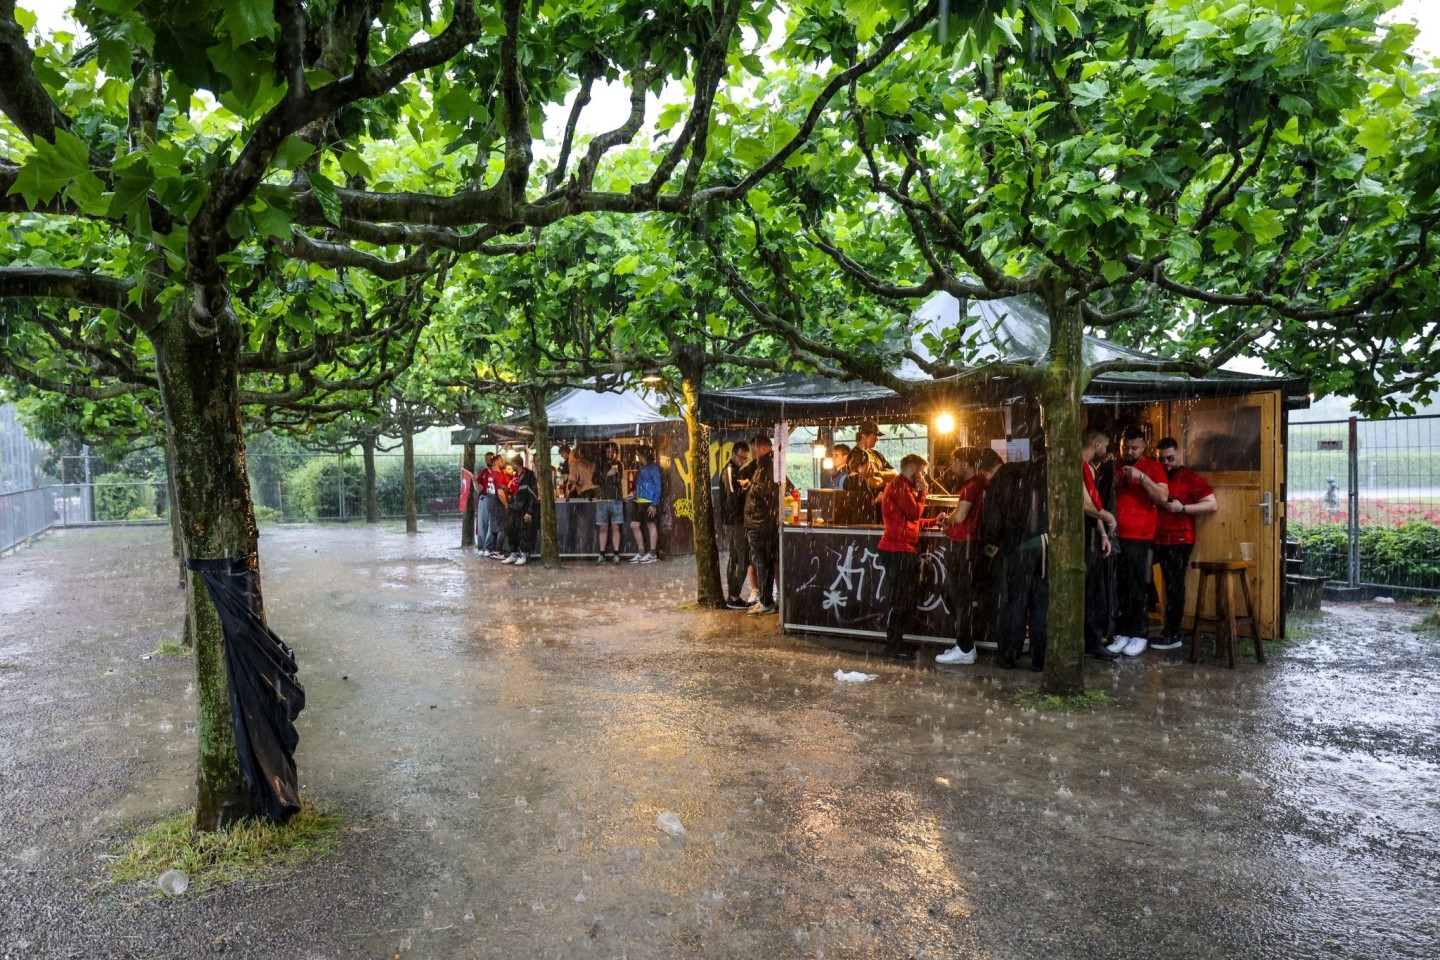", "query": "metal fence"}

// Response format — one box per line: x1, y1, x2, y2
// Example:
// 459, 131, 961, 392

1, 486, 58, 557
1286, 414, 1440, 592
247, 452, 462, 522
